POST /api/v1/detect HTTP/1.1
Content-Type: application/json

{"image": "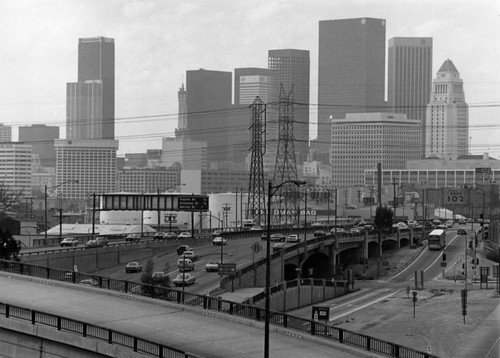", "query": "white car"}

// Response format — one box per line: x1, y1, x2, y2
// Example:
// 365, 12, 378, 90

212, 237, 228, 246
173, 273, 196, 286
286, 234, 300, 243
178, 232, 193, 239
392, 222, 408, 230
60, 237, 79, 247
